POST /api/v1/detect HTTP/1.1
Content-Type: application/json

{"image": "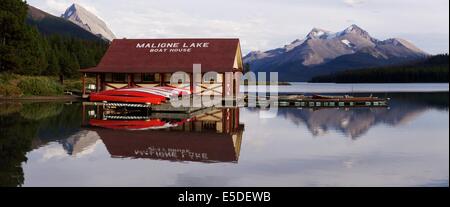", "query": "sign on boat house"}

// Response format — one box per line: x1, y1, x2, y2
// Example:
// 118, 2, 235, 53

80, 38, 244, 97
